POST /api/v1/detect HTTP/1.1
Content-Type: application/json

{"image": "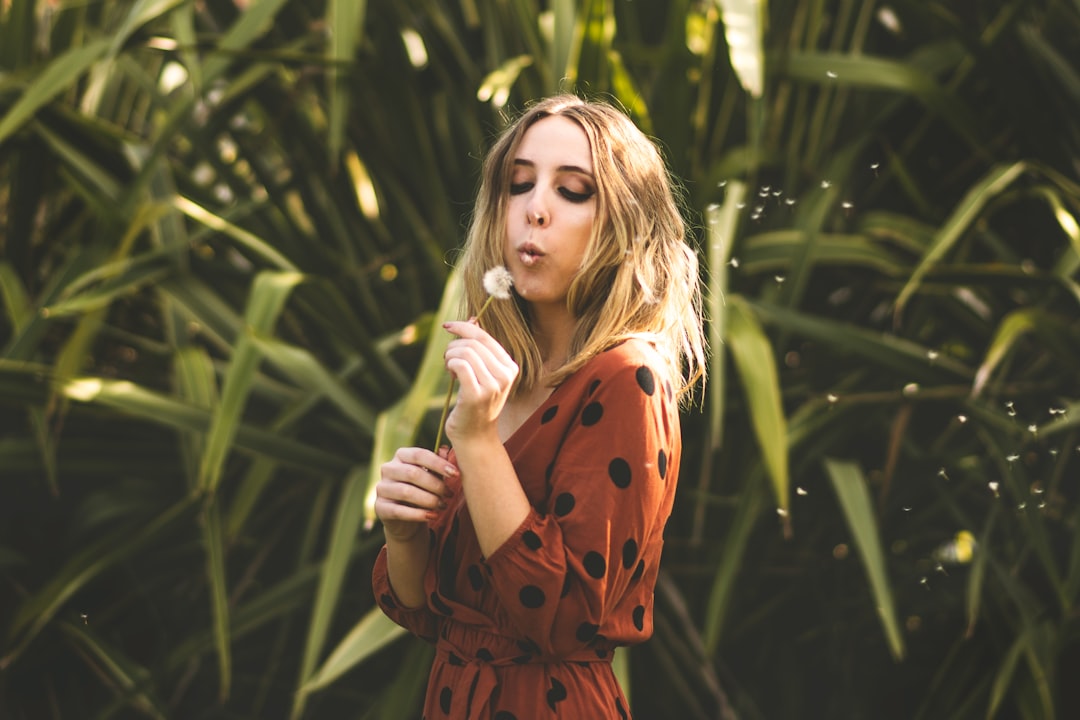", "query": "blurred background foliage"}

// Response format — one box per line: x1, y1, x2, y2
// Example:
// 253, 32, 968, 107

2, 0, 1079, 718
